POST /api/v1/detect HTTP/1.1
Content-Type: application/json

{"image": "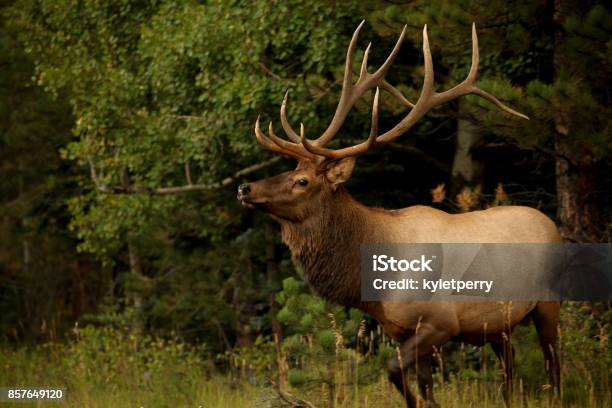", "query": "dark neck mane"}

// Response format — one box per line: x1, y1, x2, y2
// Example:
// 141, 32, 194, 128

280, 188, 368, 307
